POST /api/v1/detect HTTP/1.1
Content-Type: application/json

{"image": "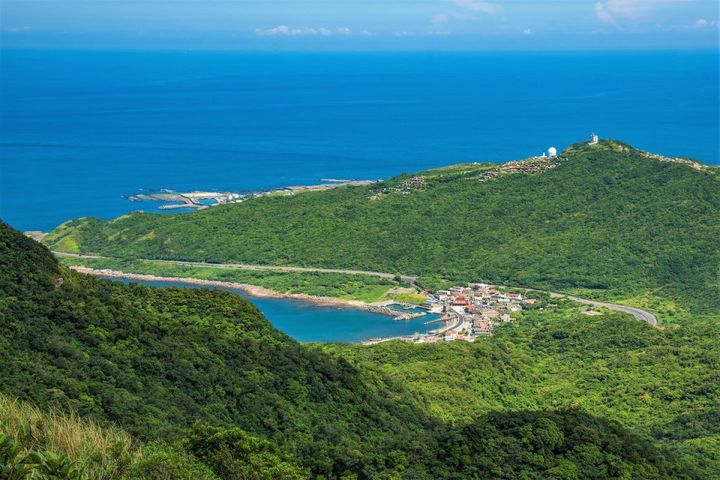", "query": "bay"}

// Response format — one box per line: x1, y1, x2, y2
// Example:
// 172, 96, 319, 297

109, 277, 437, 343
